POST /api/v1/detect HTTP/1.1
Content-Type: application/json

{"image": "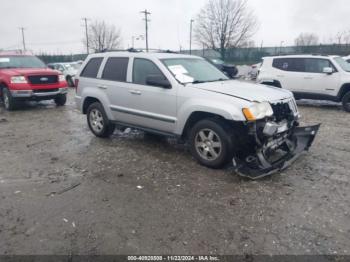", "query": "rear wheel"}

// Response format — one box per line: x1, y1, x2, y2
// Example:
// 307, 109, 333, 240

342, 91, 350, 112
87, 102, 115, 138
2, 88, 17, 111
54, 94, 67, 106
189, 118, 234, 169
